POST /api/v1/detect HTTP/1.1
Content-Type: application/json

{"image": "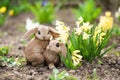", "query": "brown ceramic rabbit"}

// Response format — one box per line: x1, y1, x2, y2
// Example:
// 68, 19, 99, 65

43, 40, 67, 69
23, 25, 60, 66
